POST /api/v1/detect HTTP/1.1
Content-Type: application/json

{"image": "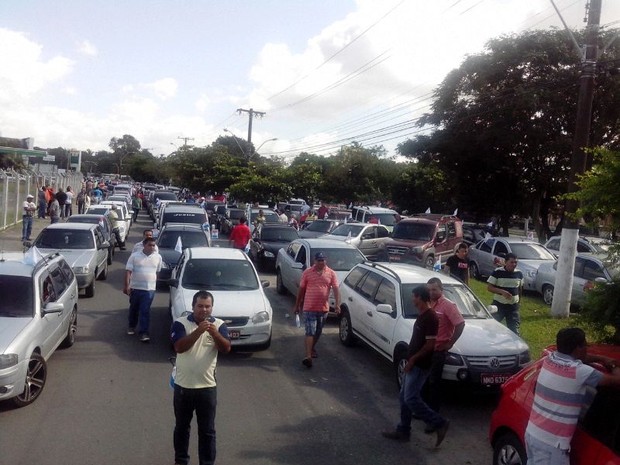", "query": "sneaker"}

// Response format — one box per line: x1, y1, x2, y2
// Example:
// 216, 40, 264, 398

435, 419, 450, 447
302, 358, 313, 368
127, 327, 135, 335
381, 430, 410, 442
139, 333, 150, 343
